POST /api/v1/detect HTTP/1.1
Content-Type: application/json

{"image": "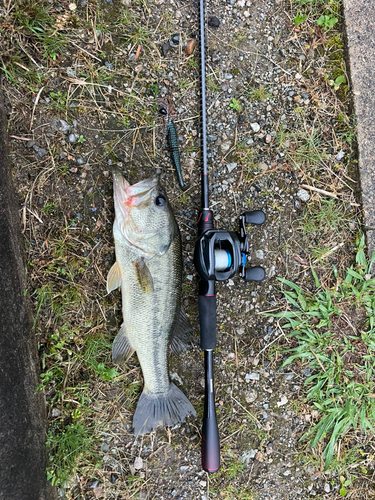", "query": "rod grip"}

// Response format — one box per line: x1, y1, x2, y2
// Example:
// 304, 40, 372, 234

198, 295, 216, 350
202, 416, 220, 473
